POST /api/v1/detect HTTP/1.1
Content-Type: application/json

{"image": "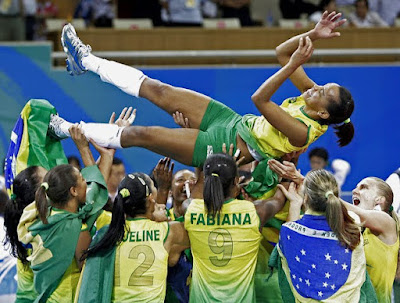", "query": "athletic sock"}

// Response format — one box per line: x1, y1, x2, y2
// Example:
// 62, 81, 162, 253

79, 122, 123, 149
49, 114, 124, 149
82, 54, 147, 97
